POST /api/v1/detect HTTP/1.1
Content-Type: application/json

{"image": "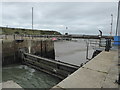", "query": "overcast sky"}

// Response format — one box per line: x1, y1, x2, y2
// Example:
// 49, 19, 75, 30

1, 2, 119, 35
